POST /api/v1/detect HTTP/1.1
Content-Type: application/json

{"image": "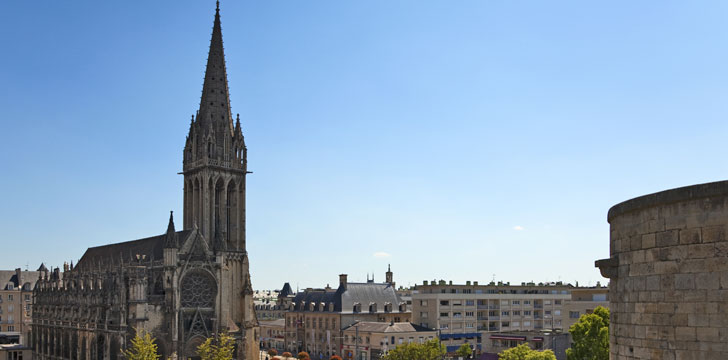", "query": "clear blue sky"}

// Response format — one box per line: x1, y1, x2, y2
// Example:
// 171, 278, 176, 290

2, 1, 728, 290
